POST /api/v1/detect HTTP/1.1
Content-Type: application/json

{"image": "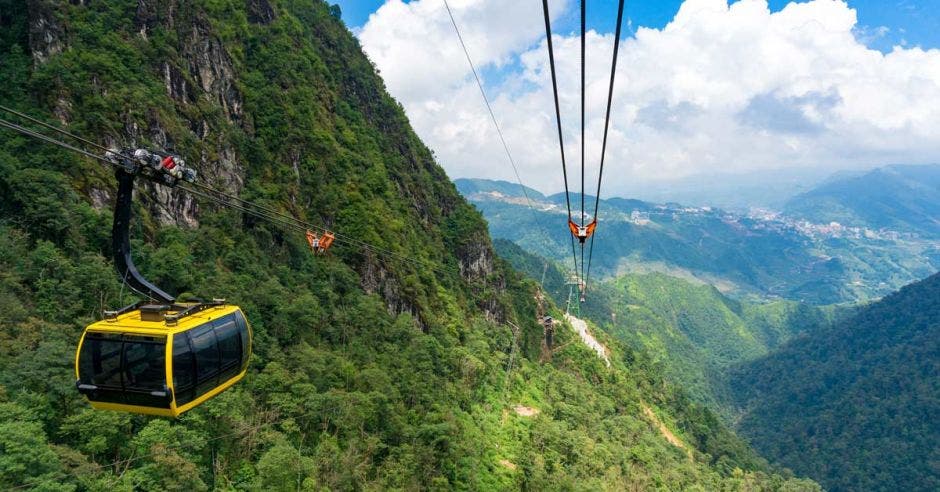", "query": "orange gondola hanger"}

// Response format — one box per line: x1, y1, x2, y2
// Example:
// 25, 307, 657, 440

568, 218, 597, 244
319, 231, 335, 253
305, 229, 335, 254
585, 219, 597, 238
